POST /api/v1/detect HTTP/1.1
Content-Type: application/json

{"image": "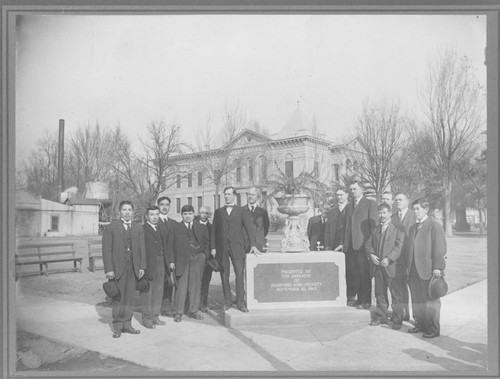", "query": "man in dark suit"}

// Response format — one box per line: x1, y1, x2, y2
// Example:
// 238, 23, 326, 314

198, 205, 213, 313
172, 204, 210, 322
211, 186, 260, 312
243, 187, 270, 252
325, 187, 348, 252
307, 204, 330, 251
365, 203, 406, 329
157, 196, 177, 317
140, 206, 174, 329
406, 198, 446, 338
392, 192, 417, 322
102, 200, 146, 338
338, 180, 378, 309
